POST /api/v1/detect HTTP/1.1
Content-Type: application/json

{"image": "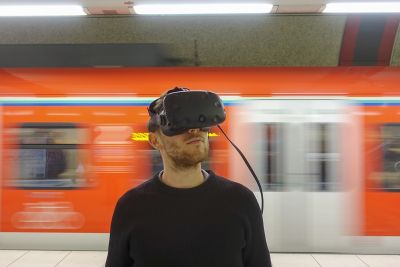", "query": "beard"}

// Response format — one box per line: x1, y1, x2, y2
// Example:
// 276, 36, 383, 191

164, 139, 209, 169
